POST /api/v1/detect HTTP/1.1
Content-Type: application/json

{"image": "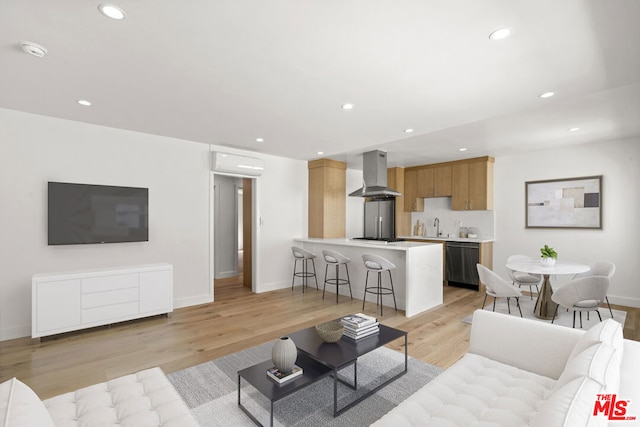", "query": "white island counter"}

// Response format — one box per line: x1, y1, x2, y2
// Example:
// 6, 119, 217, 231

293, 238, 443, 317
